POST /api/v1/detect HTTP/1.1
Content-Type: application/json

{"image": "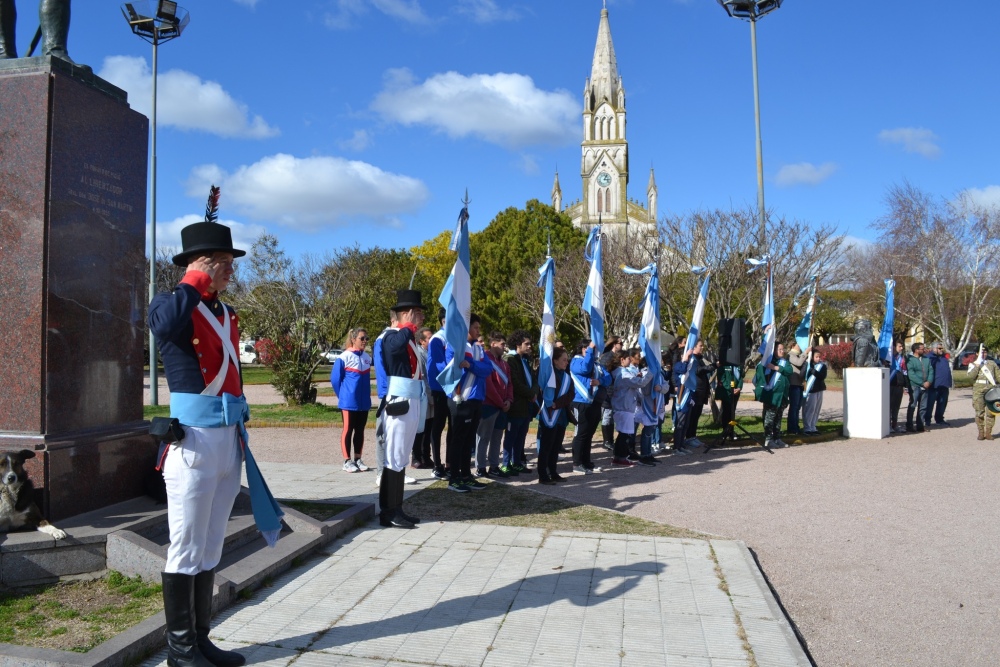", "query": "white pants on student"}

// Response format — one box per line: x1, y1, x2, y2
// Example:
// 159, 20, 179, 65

163, 425, 242, 575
